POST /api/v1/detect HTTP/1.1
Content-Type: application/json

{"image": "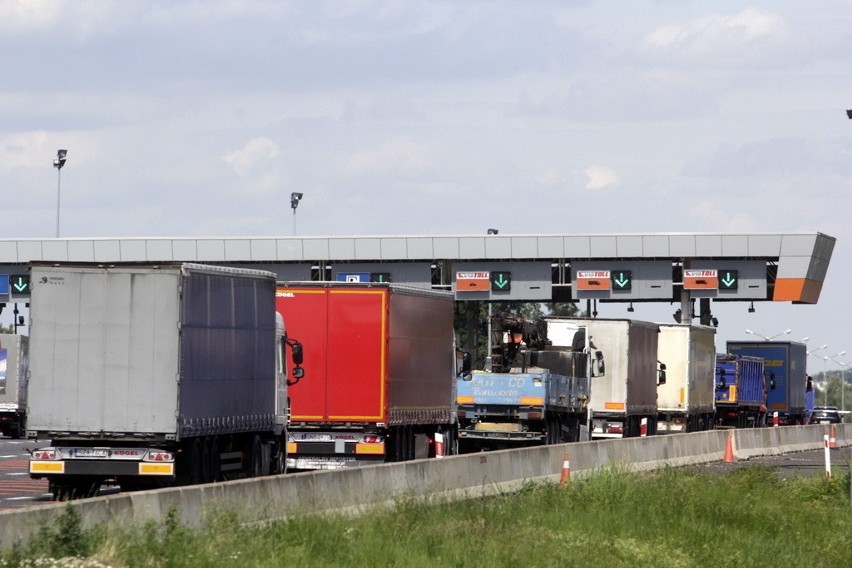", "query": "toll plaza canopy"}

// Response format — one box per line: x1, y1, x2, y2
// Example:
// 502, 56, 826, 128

0, 232, 836, 305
